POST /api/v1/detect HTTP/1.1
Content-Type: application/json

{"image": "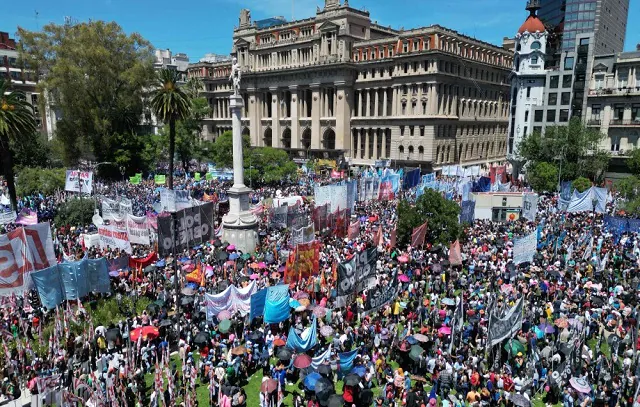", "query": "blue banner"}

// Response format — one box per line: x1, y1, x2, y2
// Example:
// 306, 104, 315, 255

460, 201, 475, 224
338, 348, 360, 375
264, 285, 290, 324
286, 317, 318, 352
30, 266, 64, 310
472, 177, 491, 193
403, 168, 421, 190
87, 258, 111, 294
249, 288, 267, 322
59, 260, 90, 300
421, 173, 436, 185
